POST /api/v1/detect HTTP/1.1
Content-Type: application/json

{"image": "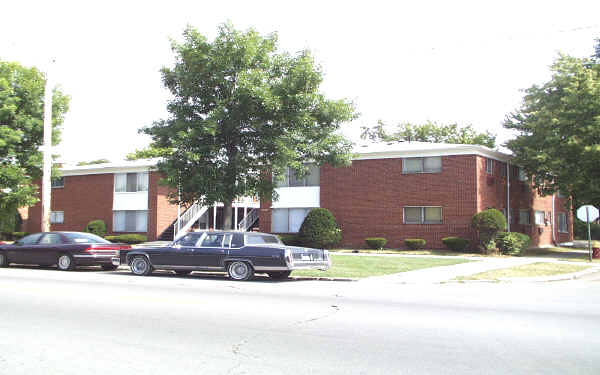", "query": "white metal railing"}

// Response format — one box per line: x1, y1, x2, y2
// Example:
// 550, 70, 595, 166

238, 208, 259, 231
173, 203, 208, 241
